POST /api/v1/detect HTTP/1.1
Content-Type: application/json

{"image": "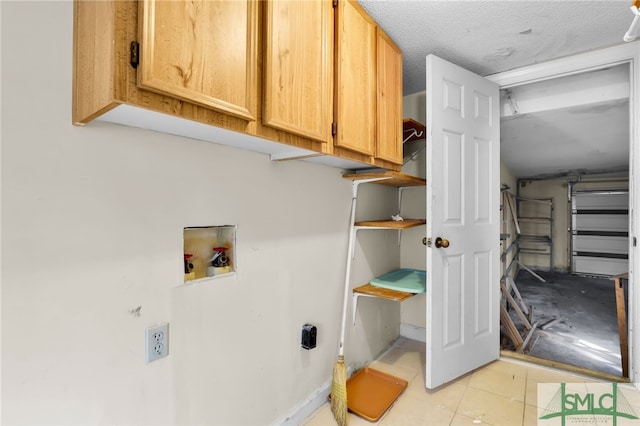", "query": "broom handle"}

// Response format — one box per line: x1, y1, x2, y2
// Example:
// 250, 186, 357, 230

338, 177, 391, 357
338, 194, 357, 357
